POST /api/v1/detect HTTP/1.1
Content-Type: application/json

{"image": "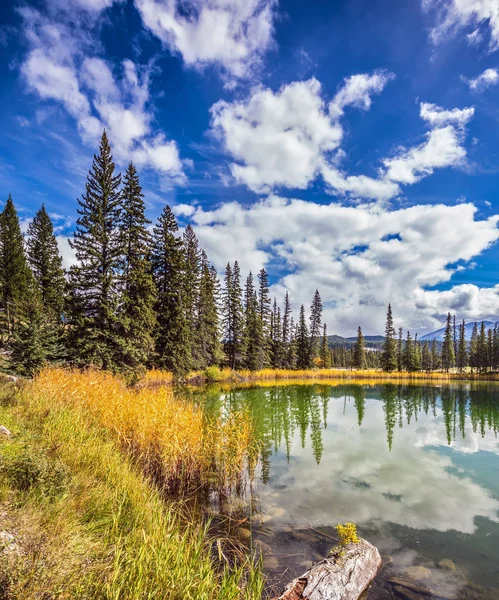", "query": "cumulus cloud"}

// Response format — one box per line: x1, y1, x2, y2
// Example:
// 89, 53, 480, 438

466, 67, 499, 91
185, 196, 499, 334
134, 0, 277, 81
211, 74, 474, 201
20, 2, 185, 181
423, 0, 499, 50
